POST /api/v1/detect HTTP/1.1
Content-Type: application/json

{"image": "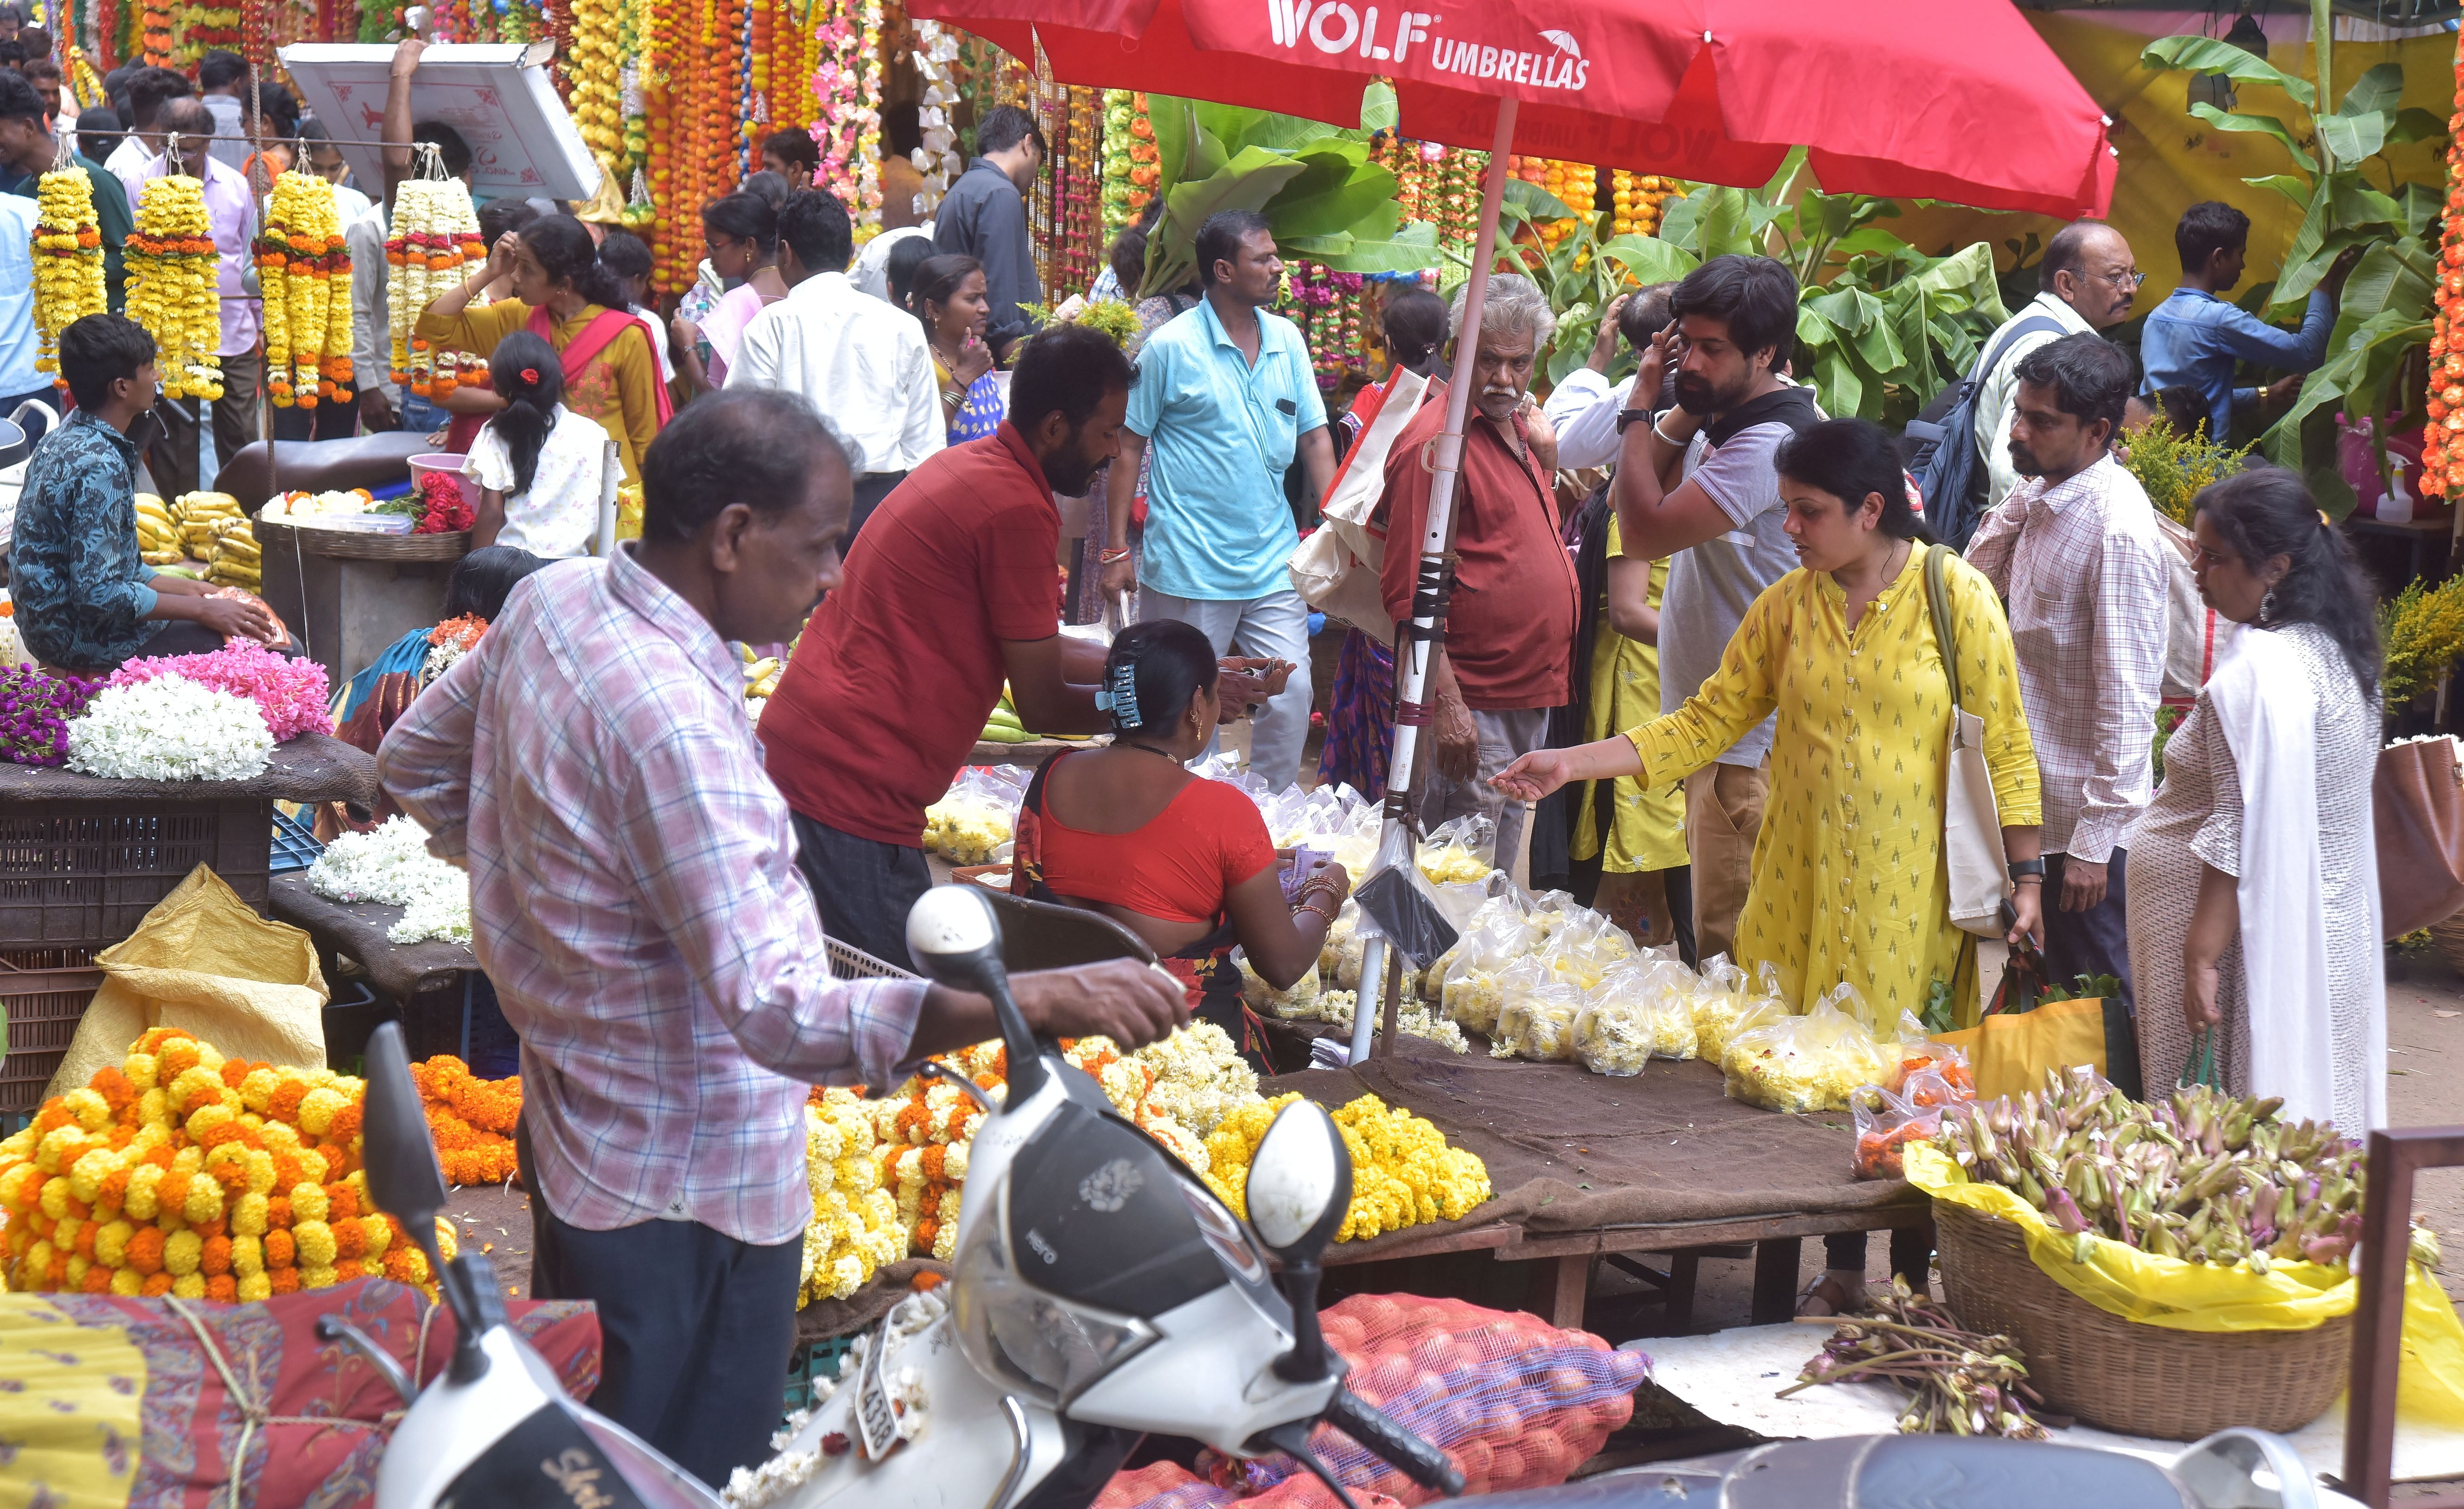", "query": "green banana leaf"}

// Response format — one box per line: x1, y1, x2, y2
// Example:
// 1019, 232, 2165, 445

2139, 34, 2318, 108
